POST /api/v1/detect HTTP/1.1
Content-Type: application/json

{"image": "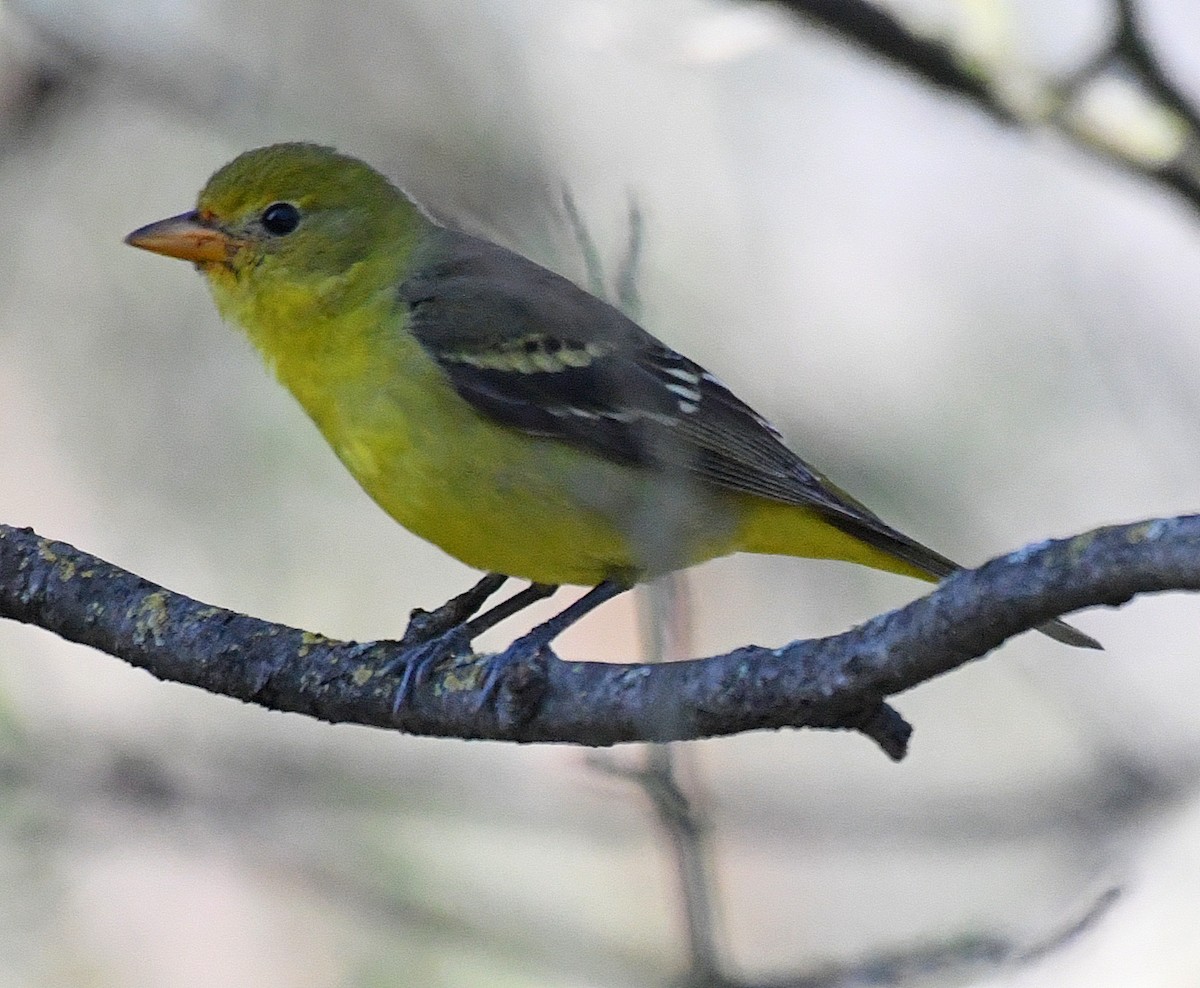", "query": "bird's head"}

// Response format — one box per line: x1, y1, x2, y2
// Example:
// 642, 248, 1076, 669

126, 143, 419, 312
